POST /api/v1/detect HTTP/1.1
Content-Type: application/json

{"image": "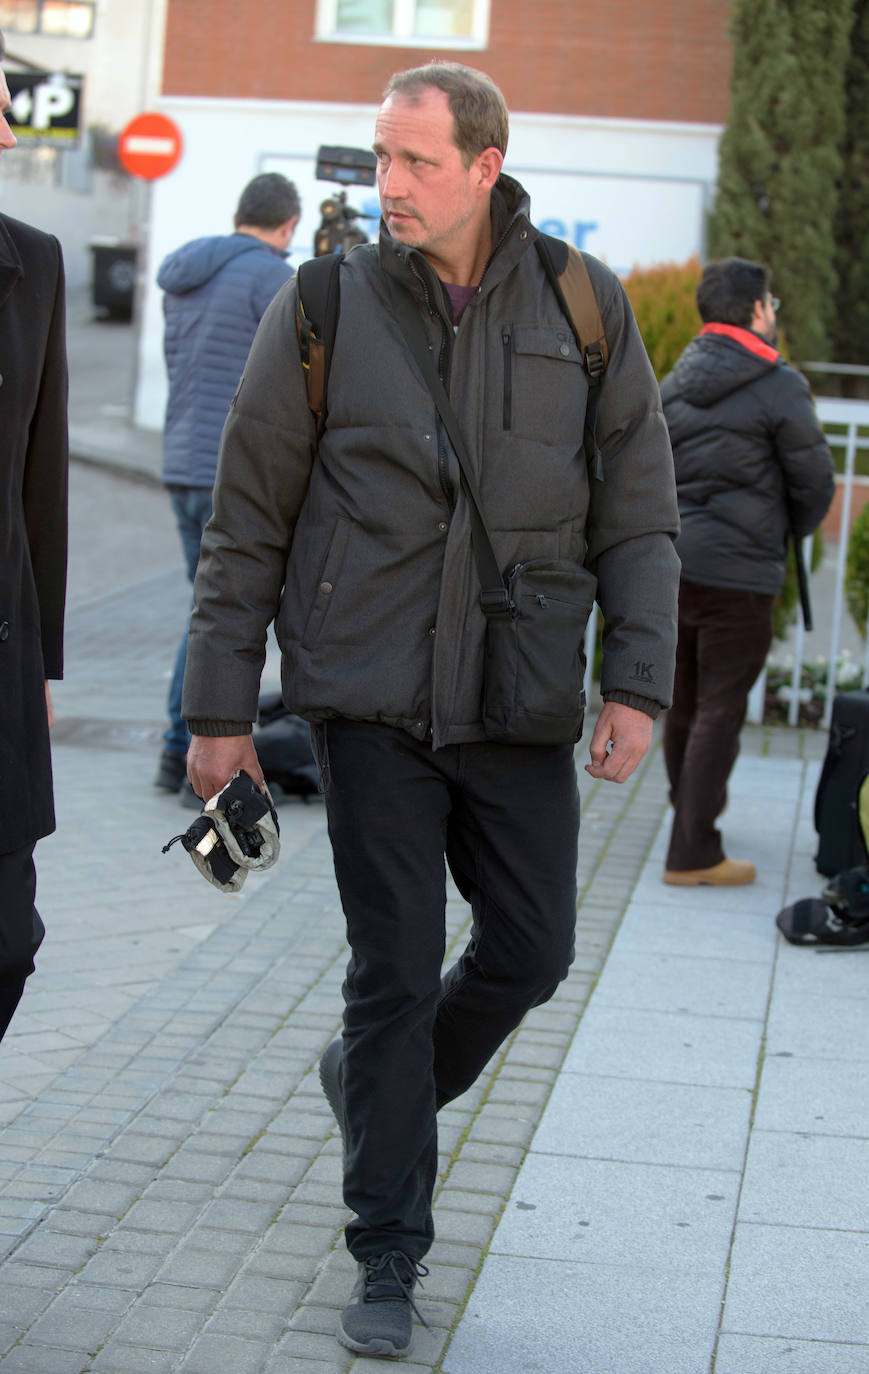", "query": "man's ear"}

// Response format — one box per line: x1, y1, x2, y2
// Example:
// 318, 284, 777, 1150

474, 145, 504, 194
284, 215, 299, 245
